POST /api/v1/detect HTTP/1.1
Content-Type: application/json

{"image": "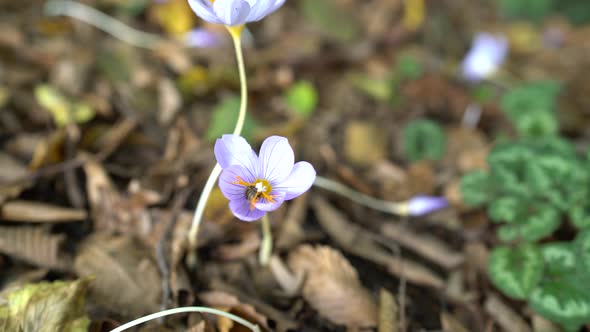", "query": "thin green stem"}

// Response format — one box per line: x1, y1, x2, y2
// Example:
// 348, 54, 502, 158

109, 306, 261, 332
259, 214, 272, 266
187, 25, 247, 267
